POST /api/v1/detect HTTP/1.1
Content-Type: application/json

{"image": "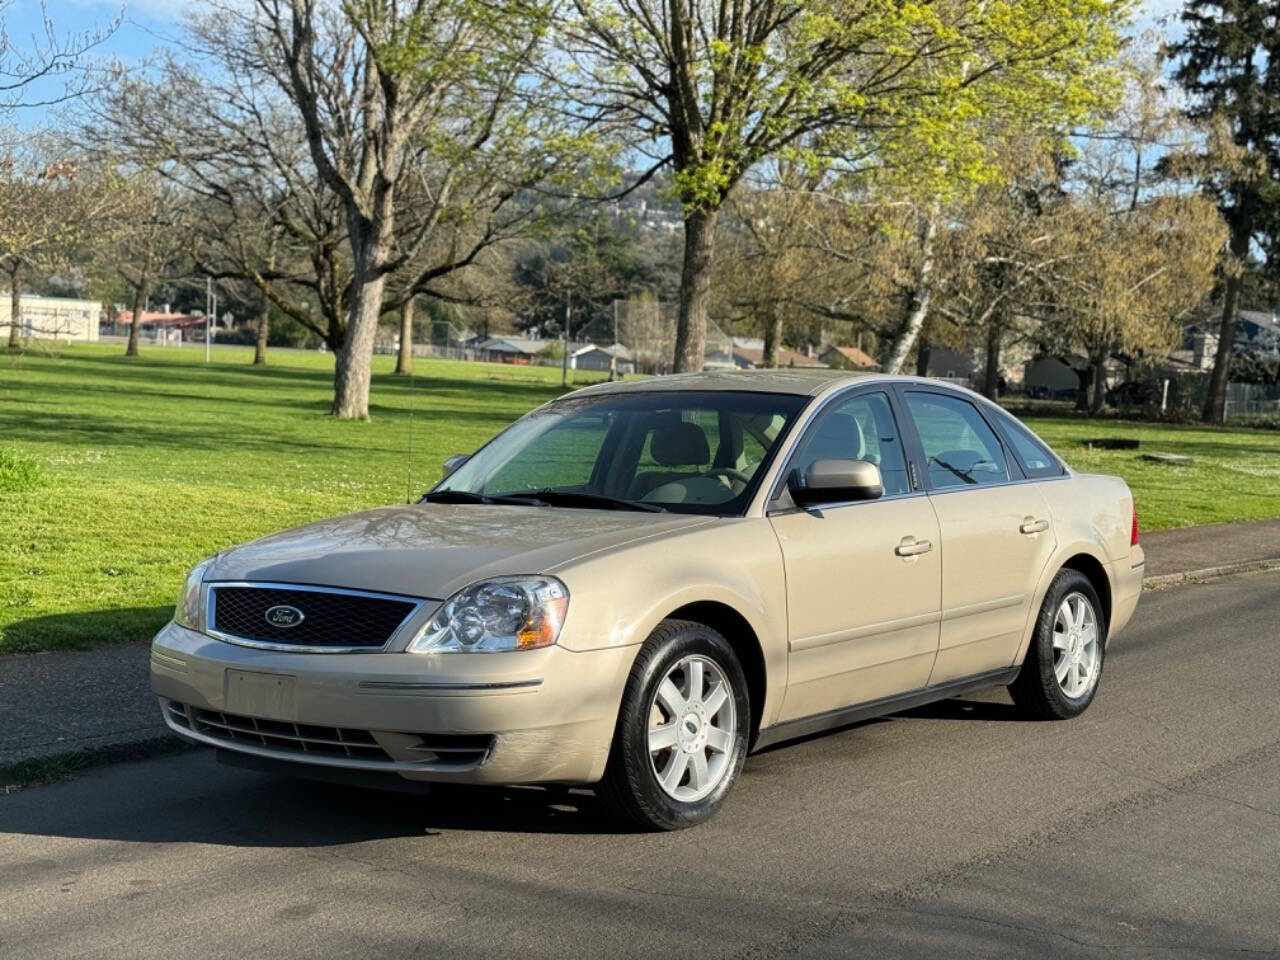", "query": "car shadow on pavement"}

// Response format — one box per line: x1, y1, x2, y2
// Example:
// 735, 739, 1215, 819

895, 697, 1025, 722
0, 752, 638, 845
